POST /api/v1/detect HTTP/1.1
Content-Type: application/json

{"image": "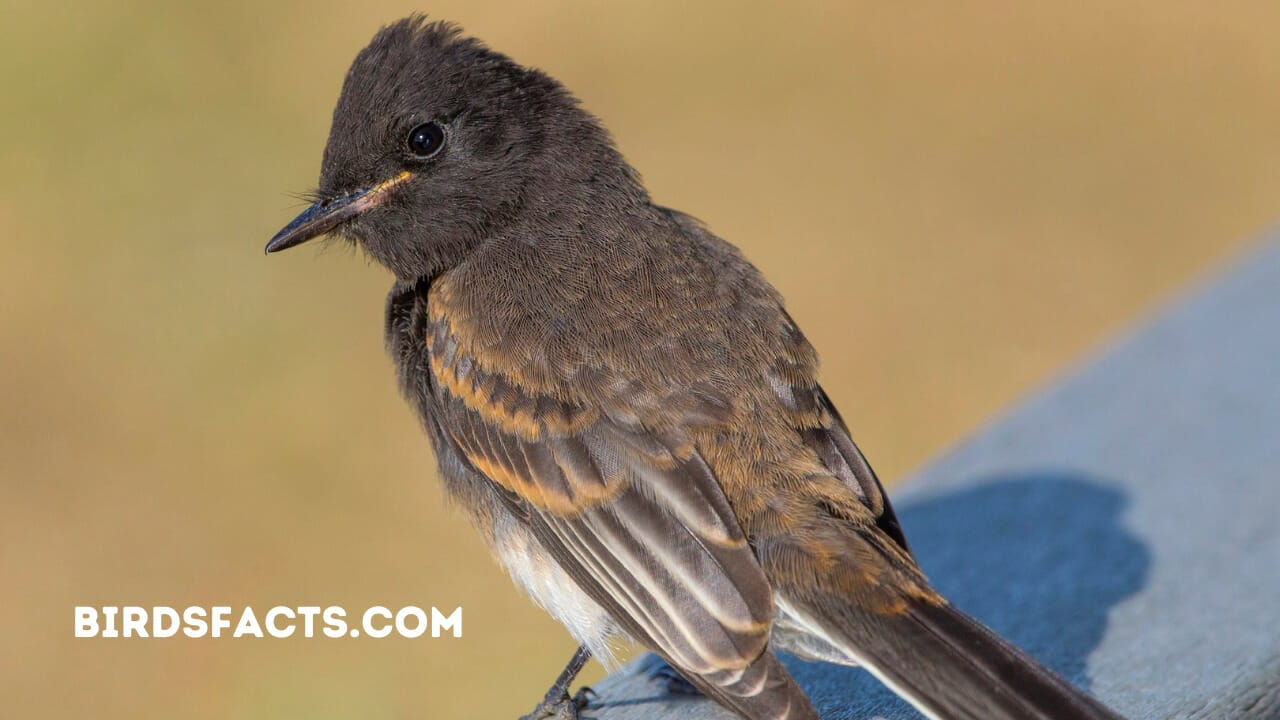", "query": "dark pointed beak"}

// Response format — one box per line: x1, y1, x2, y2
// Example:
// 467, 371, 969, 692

265, 171, 412, 254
